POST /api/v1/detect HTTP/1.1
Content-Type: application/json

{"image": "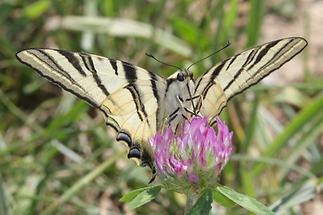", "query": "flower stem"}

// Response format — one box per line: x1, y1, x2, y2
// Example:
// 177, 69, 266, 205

184, 192, 198, 214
